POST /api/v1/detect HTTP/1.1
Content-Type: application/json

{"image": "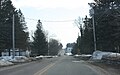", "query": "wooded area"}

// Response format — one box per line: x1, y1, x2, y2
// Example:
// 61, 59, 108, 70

73, 0, 120, 54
